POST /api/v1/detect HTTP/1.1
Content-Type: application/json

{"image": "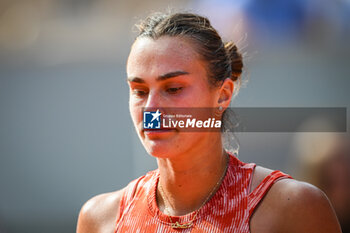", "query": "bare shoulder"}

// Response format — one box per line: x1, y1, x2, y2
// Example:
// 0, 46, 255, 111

250, 165, 274, 192
250, 166, 341, 233
76, 188, 125, 233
